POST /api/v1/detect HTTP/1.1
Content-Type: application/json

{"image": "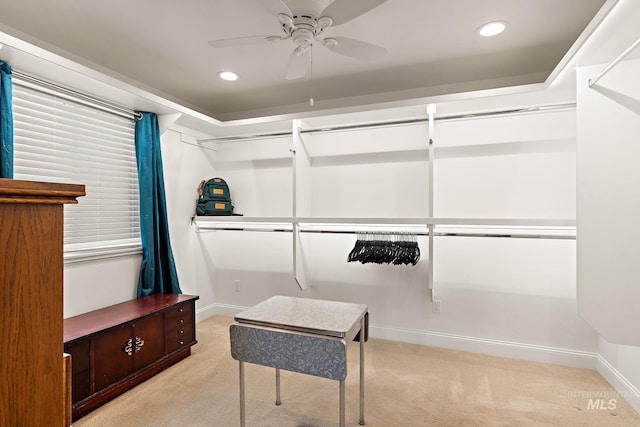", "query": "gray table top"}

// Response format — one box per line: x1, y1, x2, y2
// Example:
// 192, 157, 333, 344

234, 295, 368, 338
